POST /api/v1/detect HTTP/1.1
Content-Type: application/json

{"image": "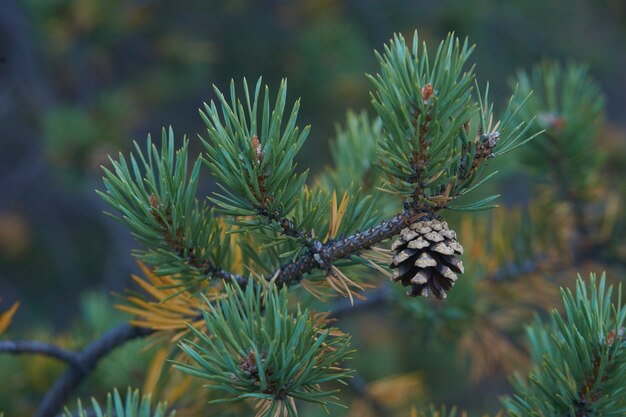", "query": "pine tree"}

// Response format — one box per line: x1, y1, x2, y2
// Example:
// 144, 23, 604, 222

1, 31, 624, 417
